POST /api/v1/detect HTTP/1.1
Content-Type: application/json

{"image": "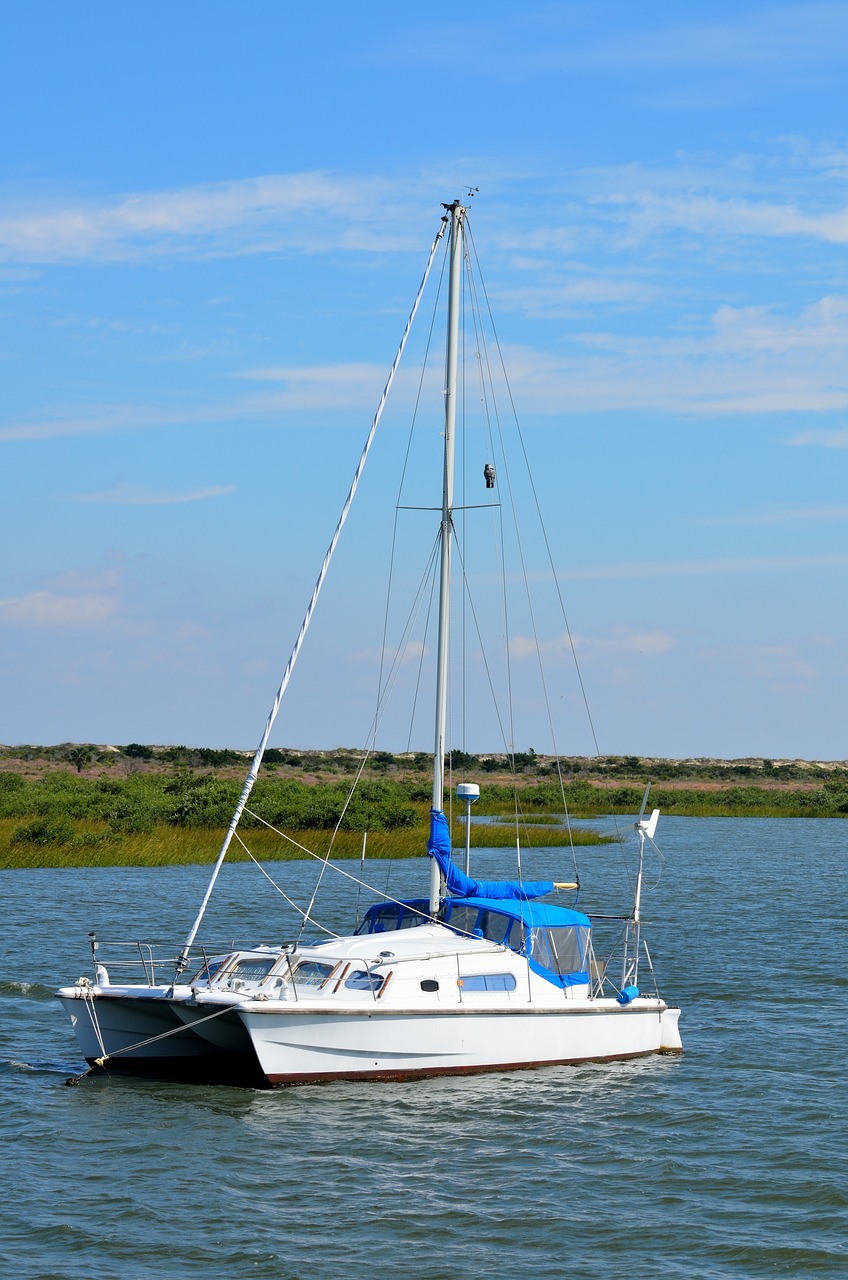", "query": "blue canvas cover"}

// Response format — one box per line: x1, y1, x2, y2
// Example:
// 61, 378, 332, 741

444, 895, 592, 988
449, 895, 591, 930
427, 808, 555, 901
